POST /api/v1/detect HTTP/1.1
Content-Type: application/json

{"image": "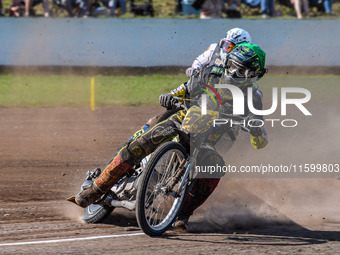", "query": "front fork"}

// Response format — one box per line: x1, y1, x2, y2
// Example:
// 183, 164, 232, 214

165, 151, 196, 199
